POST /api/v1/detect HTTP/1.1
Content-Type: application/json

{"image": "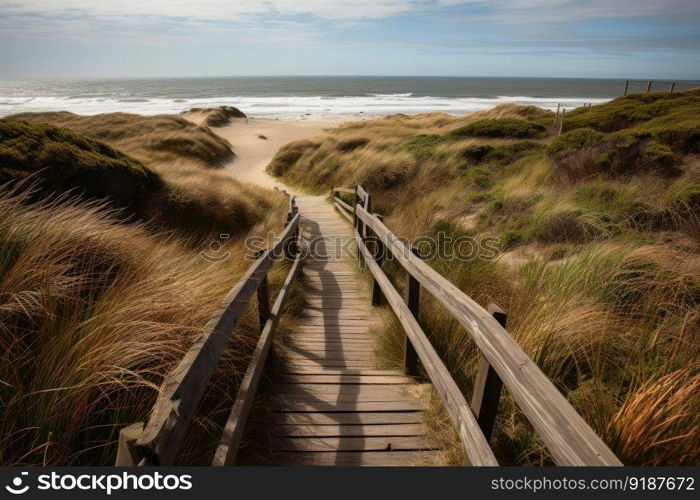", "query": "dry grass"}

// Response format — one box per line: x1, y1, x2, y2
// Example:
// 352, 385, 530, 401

270, 95, 700, 465
0, 184, 288, 465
